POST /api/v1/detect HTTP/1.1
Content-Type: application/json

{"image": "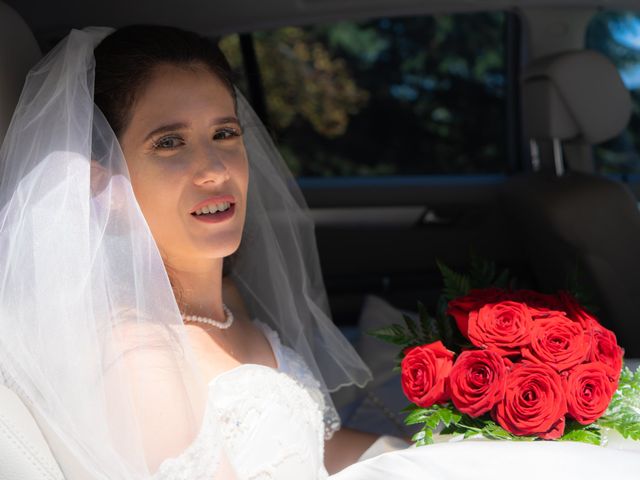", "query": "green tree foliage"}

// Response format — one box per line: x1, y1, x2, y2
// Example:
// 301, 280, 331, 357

221, 12, 508, 177
220, 28, 370, 135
